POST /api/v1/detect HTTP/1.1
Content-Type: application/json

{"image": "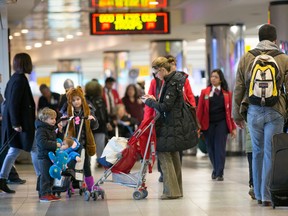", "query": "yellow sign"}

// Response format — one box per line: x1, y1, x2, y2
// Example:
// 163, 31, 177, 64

91, 12, 169, 35
99, 13, 157, 30
91, 0, 167, 8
